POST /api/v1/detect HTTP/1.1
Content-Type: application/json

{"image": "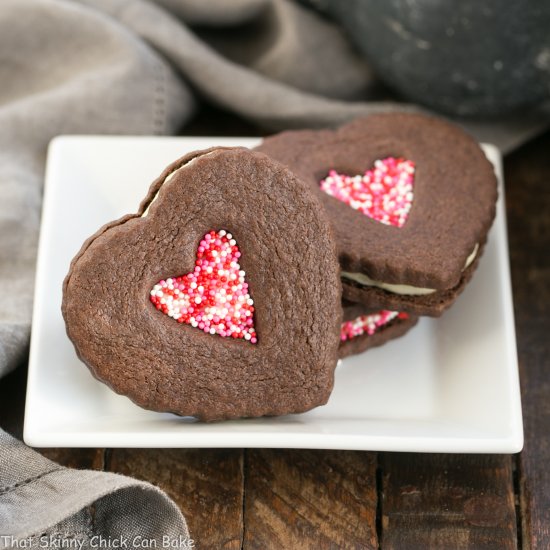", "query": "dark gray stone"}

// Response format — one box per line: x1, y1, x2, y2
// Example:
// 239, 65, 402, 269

304, 0, 550, 116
